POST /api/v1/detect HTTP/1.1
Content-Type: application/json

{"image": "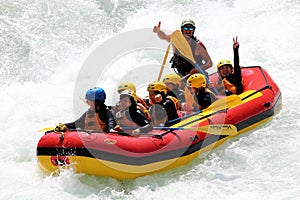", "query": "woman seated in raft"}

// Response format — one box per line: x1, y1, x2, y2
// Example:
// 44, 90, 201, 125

146, 81, 179, 126
115, 81, 150, 121
117, 81, 149, 110
187, 73, 217, 111
112, 90, 153, 137
215, 36, 243, 96
54, 87, 116, 132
